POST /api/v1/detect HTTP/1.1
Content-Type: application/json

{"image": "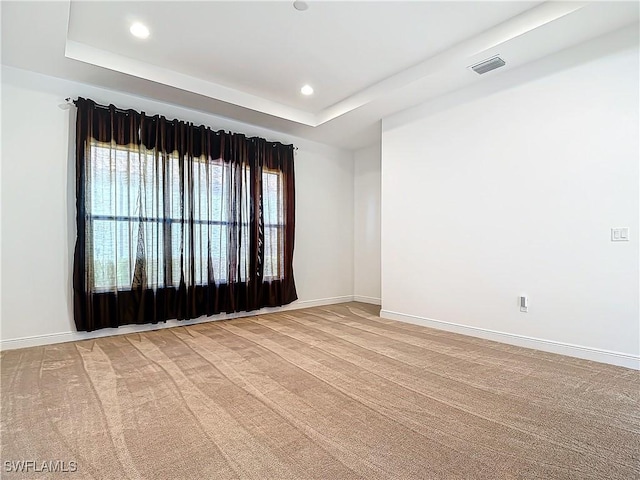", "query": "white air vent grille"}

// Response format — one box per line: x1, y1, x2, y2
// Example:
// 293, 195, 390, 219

469, 56, 506, 75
